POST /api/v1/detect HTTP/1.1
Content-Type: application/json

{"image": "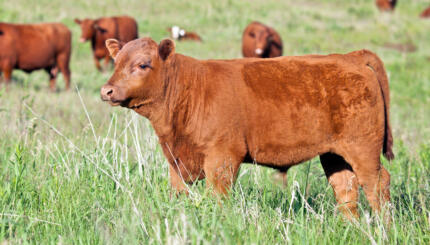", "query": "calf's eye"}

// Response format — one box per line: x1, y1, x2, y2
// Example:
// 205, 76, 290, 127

139, 64, 152, 70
